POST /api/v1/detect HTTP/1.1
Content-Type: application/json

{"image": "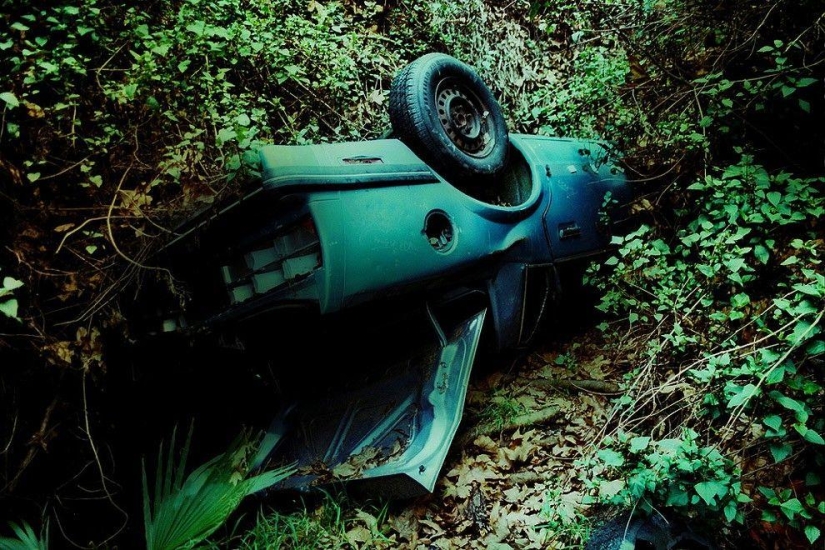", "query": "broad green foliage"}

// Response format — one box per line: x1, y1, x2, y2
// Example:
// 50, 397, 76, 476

522, 0, 825, 542
586, 156, 824, 536
583, 429, 748, 522
1, 0, 400, 213
143, 429, 295, 550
